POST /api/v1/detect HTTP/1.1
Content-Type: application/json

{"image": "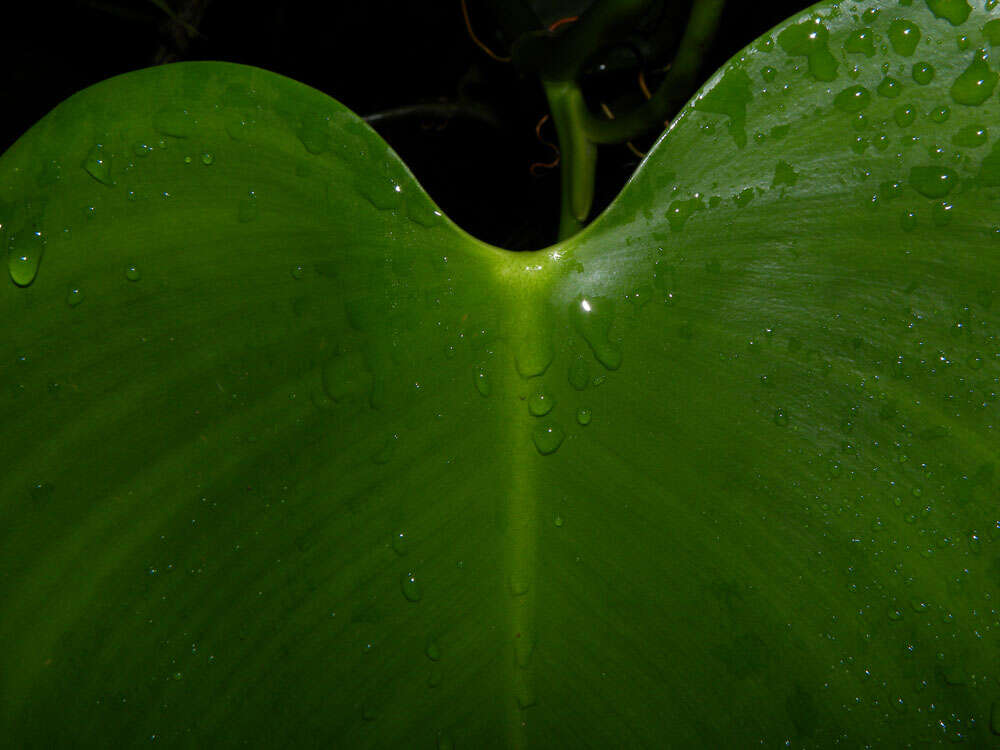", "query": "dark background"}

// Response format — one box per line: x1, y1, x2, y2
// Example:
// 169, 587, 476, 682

2, 0, 814, 249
